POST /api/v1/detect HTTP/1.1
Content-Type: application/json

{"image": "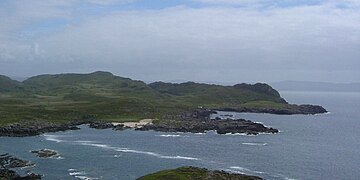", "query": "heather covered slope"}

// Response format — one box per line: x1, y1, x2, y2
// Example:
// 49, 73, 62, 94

0, 71, 326, 126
